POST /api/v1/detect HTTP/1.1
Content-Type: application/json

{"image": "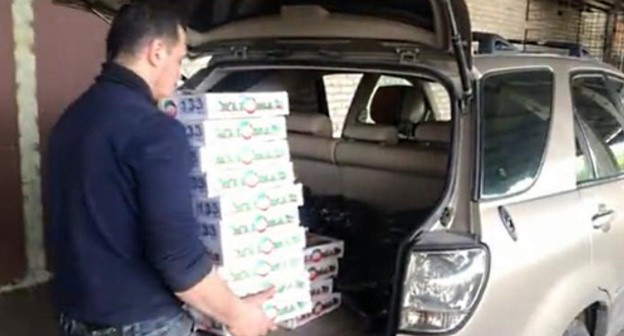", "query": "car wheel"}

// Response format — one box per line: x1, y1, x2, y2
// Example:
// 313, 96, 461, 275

563, 319, 590, 336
